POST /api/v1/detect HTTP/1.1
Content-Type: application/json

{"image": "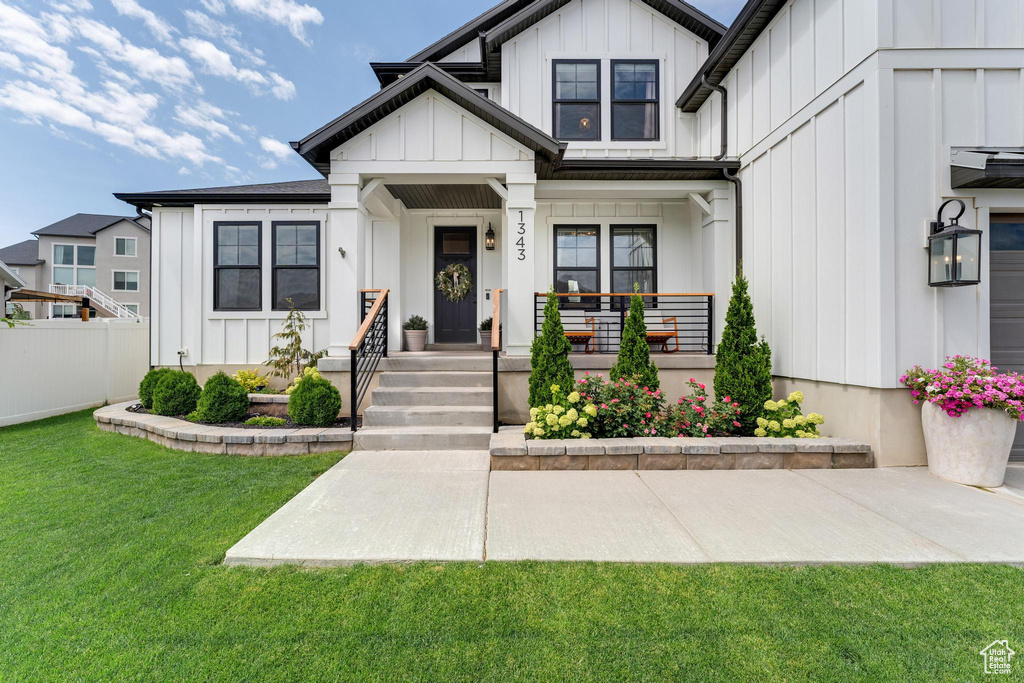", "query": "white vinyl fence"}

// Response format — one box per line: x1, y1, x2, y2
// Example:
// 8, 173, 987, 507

0, 319, 149, 427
